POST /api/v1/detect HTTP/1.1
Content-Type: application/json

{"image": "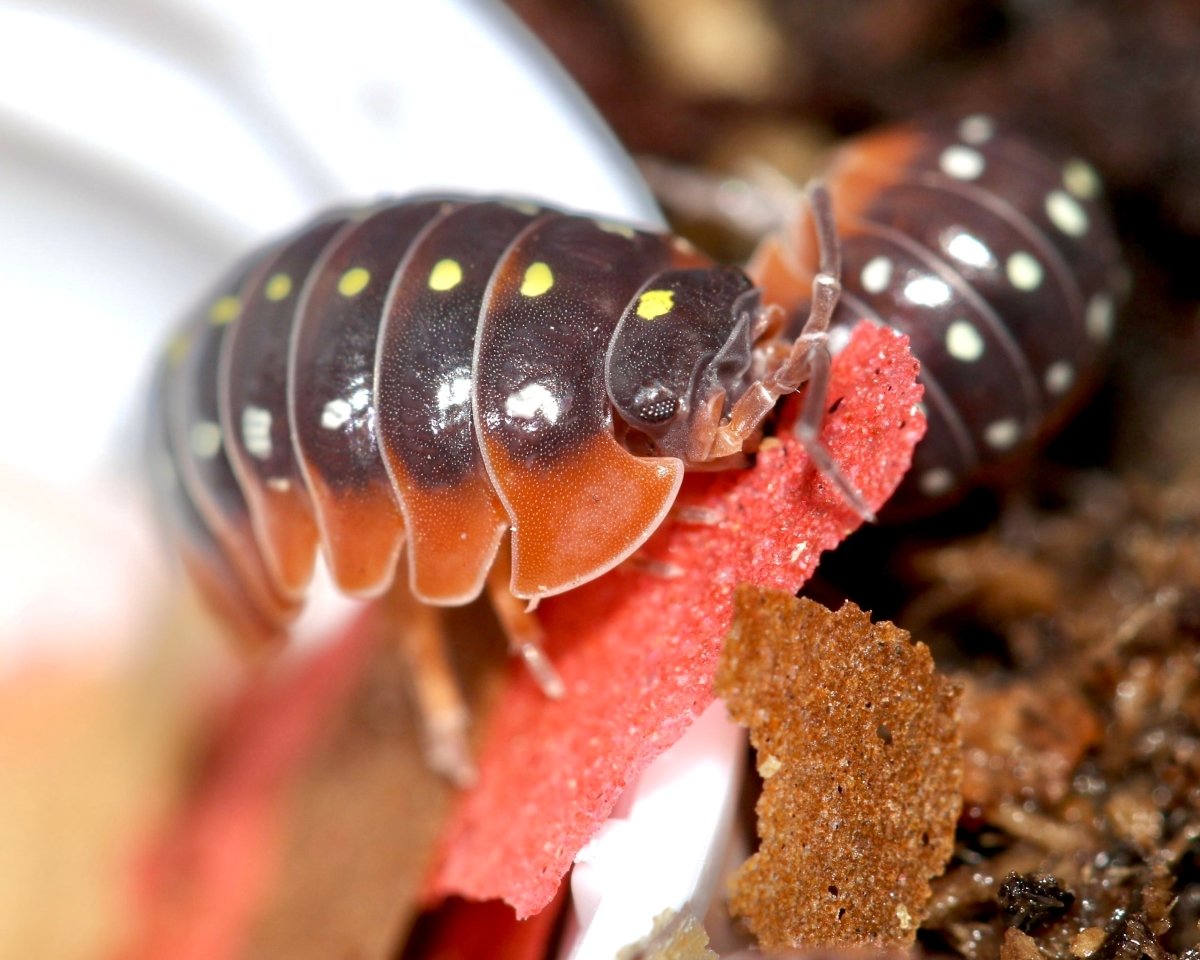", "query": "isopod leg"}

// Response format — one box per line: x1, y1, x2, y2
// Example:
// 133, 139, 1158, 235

788, 332, 877, 522
389, 580, 476, 787
486, 546, 565, 699
763, 181, 842, 388
782, 183, 875, 520
703, 184, 874, 519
